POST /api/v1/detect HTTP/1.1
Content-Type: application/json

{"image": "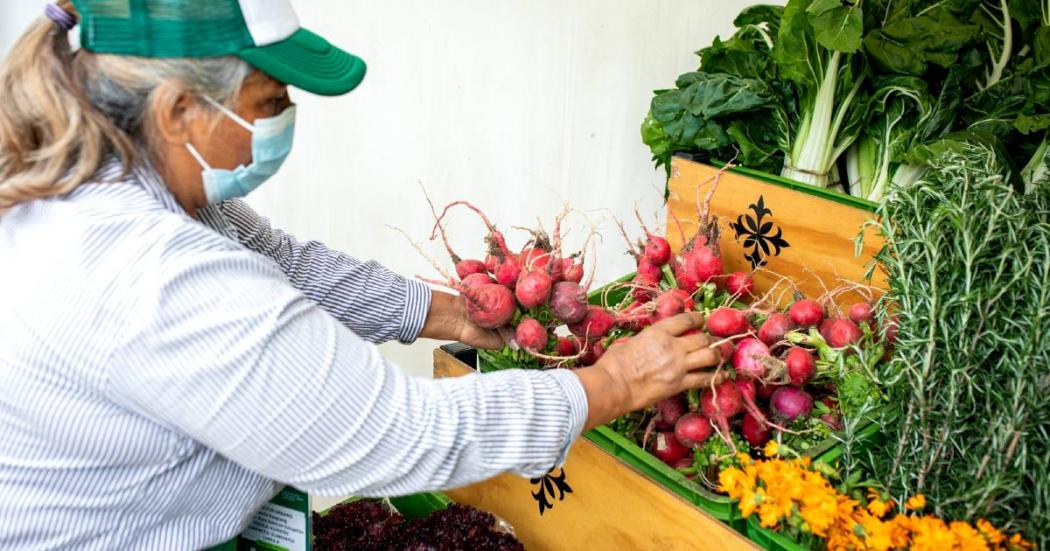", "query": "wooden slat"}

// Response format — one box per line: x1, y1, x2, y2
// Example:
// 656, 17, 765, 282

434, 349, 756, 551
667, 158, 887, 310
